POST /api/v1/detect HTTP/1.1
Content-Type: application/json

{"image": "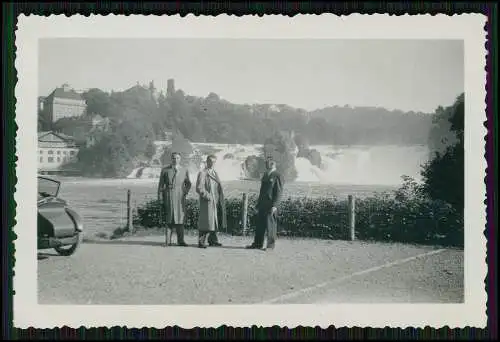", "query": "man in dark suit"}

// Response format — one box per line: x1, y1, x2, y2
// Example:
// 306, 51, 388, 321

246, 157, 283, 250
